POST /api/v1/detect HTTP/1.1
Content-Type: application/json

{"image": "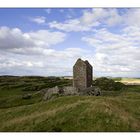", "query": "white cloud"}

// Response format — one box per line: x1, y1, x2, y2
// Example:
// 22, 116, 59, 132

0, 46, 90, 76
80, 8, 107, 25
48, 8, 123, 32
0, 26, 91, 76
0, 26, 70, 75
48, 8, 140, 32
124, 9, 140, 26
0, 26, 66, 52
0, 26, 34, 49
28, 30, 66, 47
29, 16, 46, 24
79, 8, 125, 27
49, 19, 99, 32
82, 26, 140, 77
